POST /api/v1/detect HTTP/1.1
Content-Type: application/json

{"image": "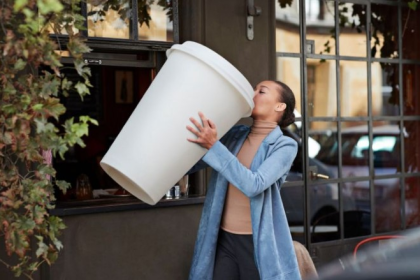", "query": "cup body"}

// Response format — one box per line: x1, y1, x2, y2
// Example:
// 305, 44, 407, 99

100, 41, 254, 205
